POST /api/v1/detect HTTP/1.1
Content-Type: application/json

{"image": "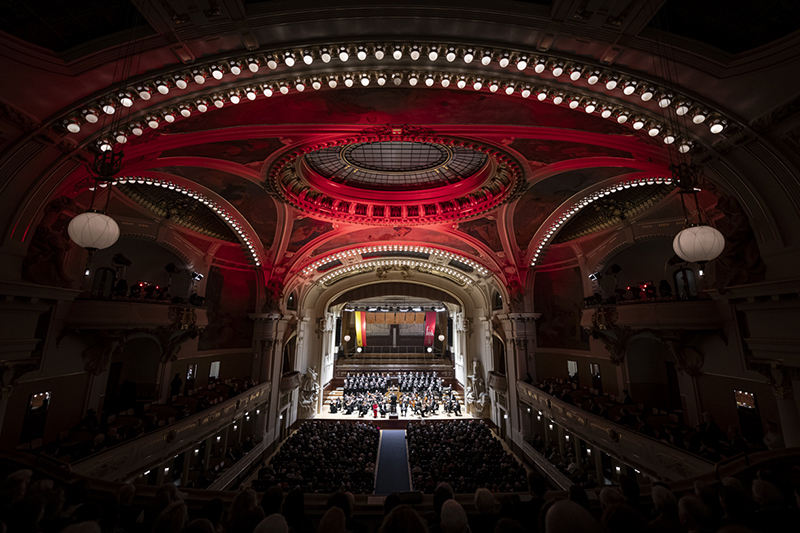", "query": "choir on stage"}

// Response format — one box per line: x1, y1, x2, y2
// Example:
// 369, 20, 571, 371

329, 371, 462, 418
